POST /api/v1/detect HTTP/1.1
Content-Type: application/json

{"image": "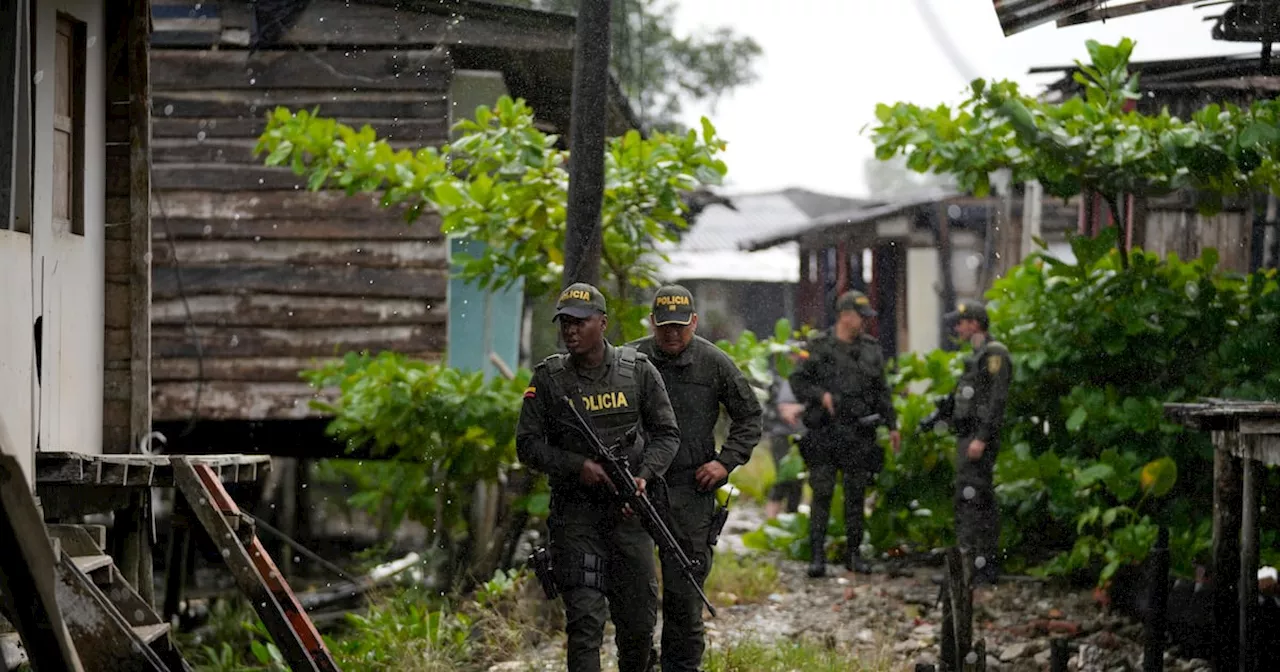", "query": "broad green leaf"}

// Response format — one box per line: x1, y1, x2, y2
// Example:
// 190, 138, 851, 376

1140, 457, 1177, 498
1066, 407, 1088, 432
